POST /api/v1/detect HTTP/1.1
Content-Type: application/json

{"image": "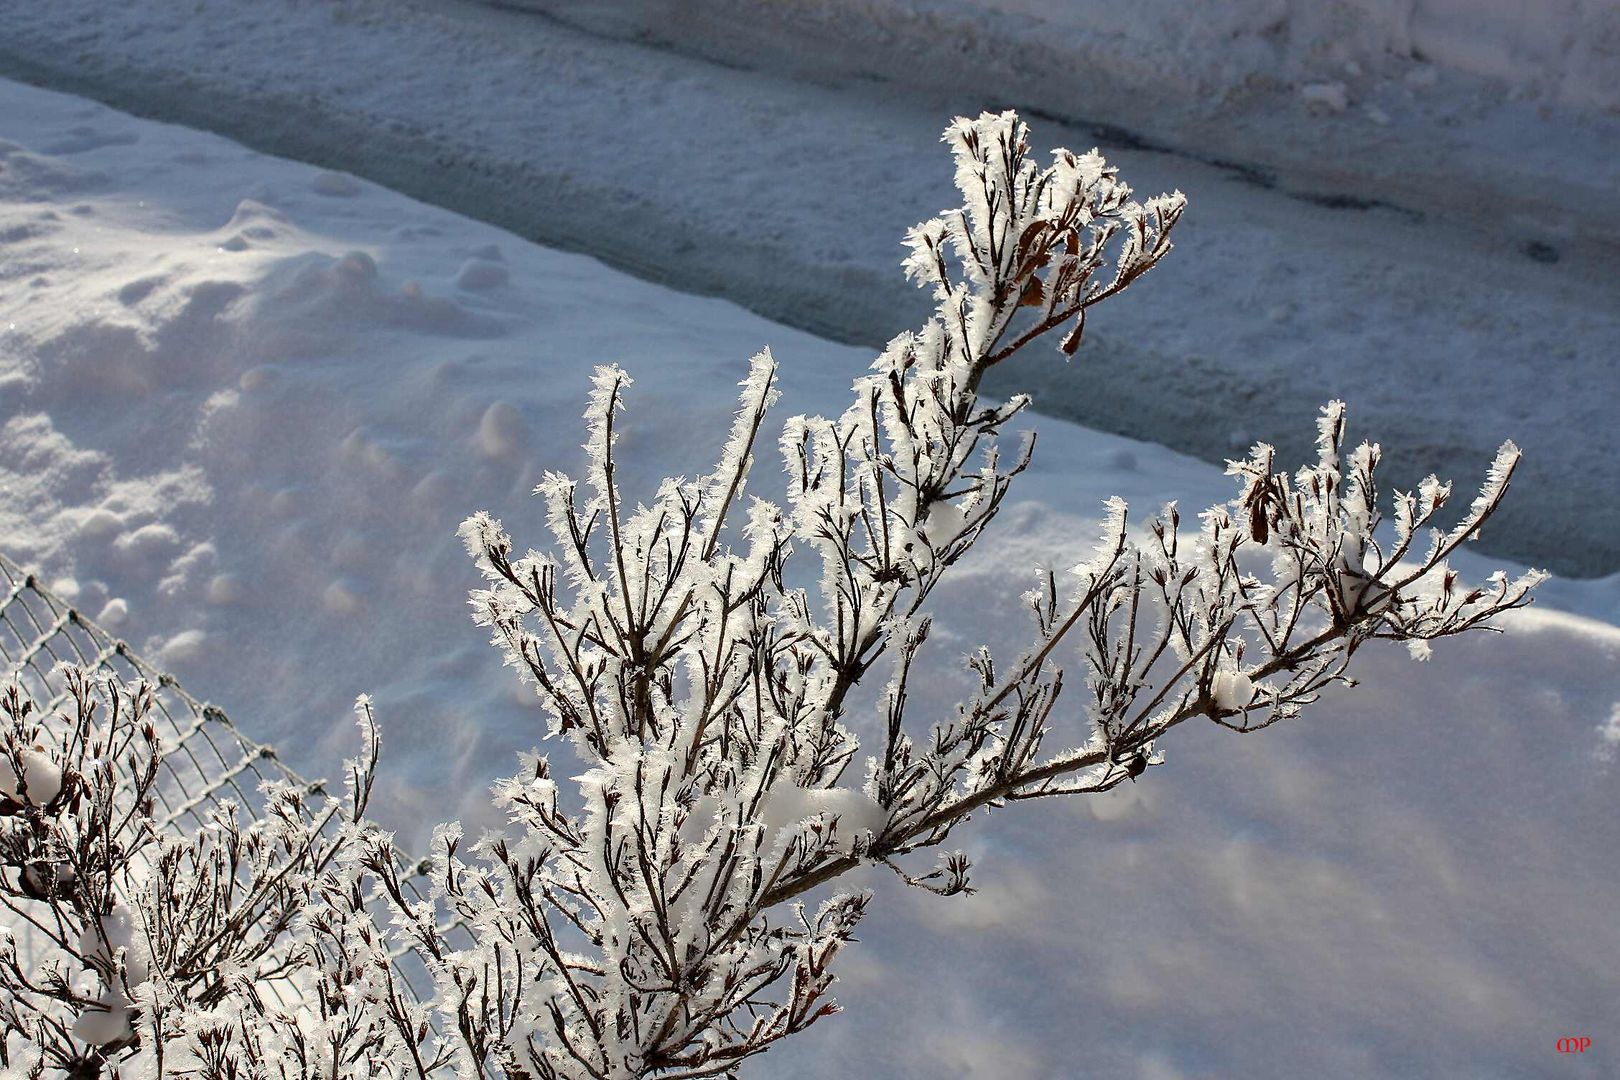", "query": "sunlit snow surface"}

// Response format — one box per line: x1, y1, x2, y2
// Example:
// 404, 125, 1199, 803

1, 79, 1617, 1078
3, 0, 1618, 577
